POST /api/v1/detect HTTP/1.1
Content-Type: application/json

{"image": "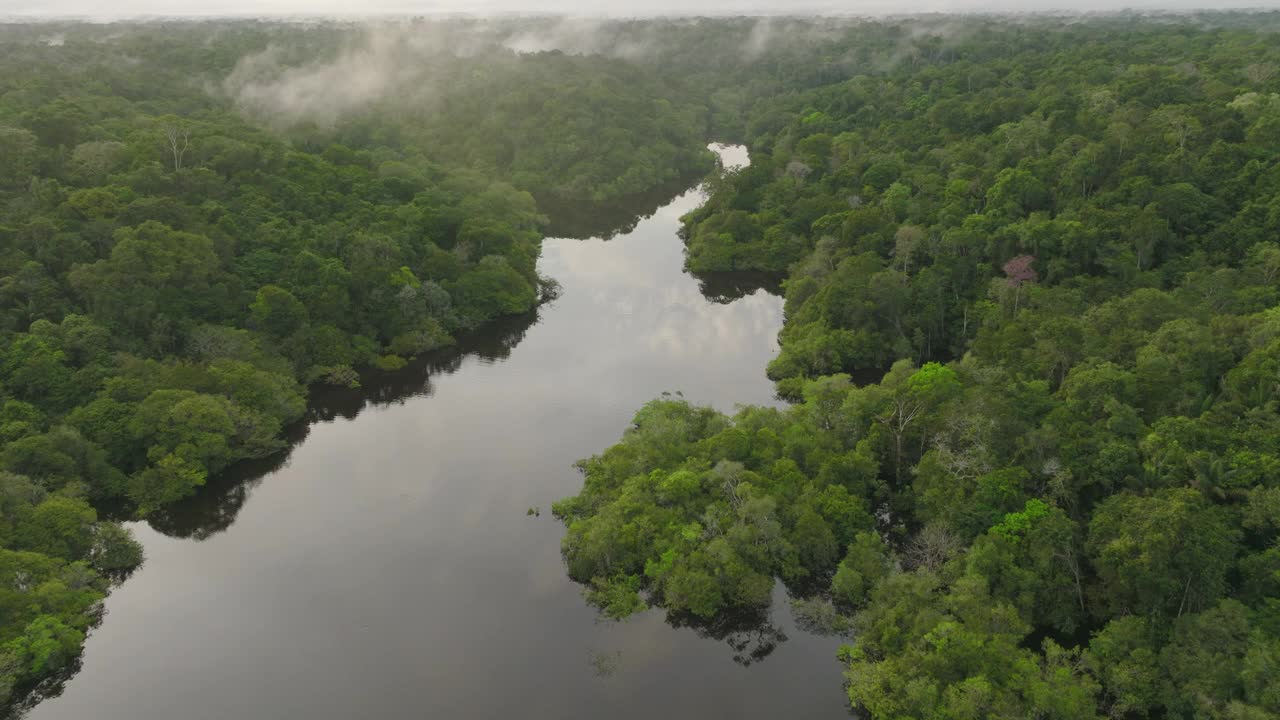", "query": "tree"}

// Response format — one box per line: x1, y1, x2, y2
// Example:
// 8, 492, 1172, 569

876, 361, 961, 482
0, 126, 38, 191
70, 140, 129, 185
972, 500, 1087, 633
88, 523, 143, 574
1150, 105, 1202, 153
1085, 616, 1163, 717
1002, 254, 1038, 312
830, 532, 890, 608
1128, 204, 1171, 271
6, 616, 85, 678
0, 427, 122, 496
13, 497, 96, 561
1087, 489, 1240, 618
69, 222, 220, 341
1159, 600, 1274, 718
128, 452, 206, 512
249, 285, 308, 339
163, 121, 191, 171
844, 573, 1101, 720
130, 390, 237, 474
